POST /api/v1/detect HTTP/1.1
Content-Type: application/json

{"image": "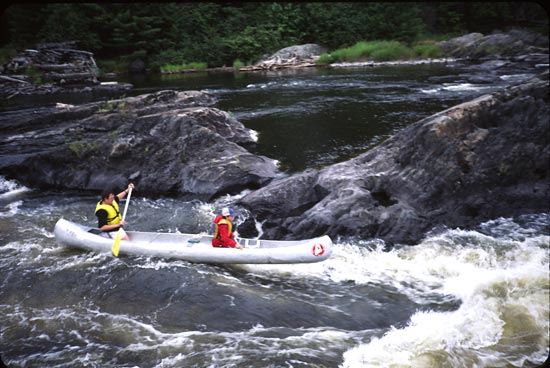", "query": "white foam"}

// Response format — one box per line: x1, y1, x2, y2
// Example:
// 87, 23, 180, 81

340, 225, 550, 367
0, 176, 30, 202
